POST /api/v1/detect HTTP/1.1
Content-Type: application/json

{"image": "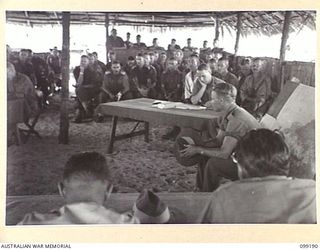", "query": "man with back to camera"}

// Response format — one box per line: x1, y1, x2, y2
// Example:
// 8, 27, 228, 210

177, 82, 260, 191
198, 129, 316, 223
19, 151, 139, 224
